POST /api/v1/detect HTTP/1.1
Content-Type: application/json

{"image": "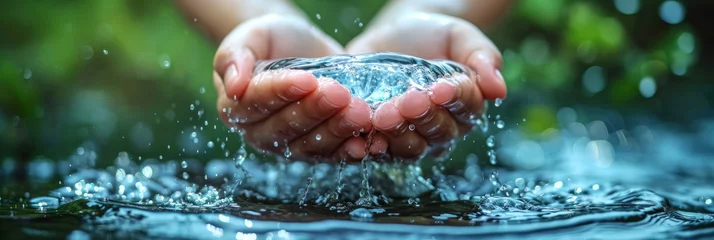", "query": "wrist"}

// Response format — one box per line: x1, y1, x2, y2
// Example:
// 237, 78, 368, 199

240, 0, 306, 22
370, 1, 454, 25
